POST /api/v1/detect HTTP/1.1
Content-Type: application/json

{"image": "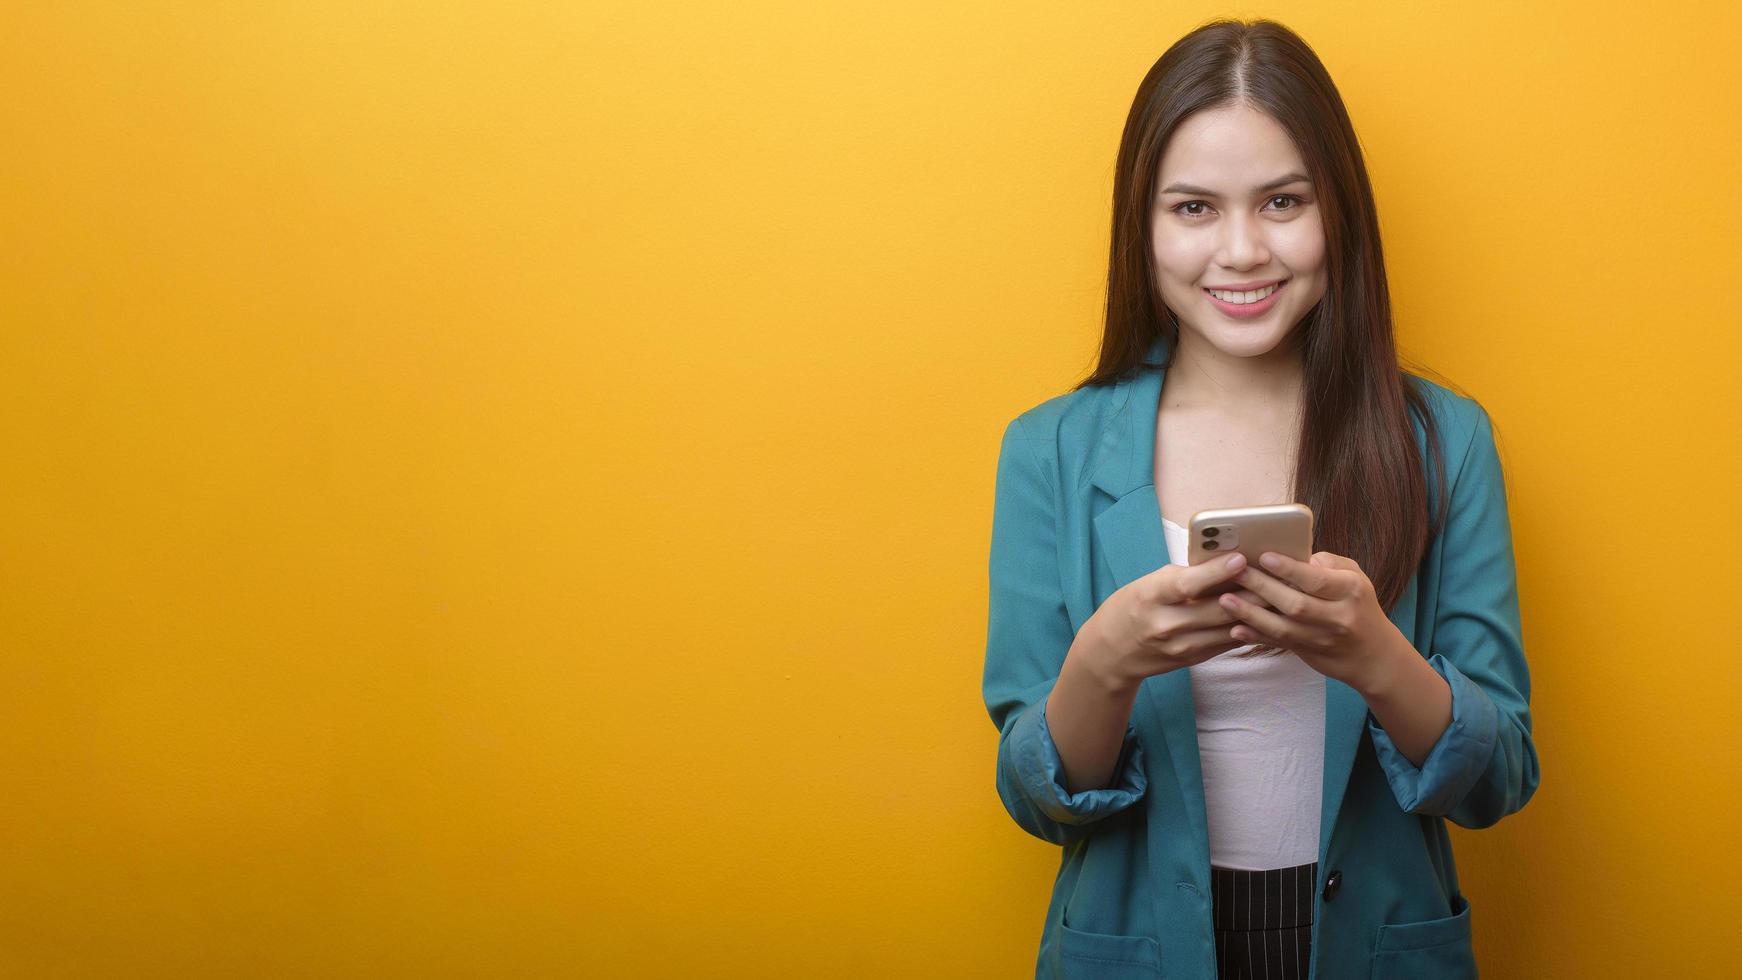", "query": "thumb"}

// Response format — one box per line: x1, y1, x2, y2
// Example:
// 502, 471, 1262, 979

1183, 550, 1246, 599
